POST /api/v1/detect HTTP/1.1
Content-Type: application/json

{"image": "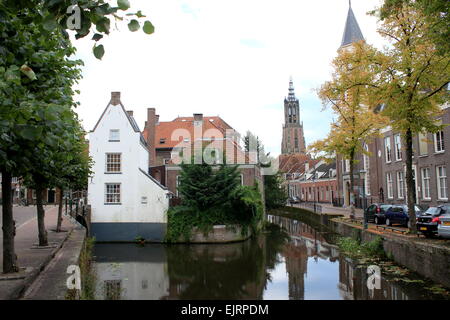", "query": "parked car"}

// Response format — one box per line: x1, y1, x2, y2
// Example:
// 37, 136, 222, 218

437, 213, 450, 239
288, 196, 300, 204
365, 203, 393, 224
416, 206, 446, 238
385, 205, 422, 227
